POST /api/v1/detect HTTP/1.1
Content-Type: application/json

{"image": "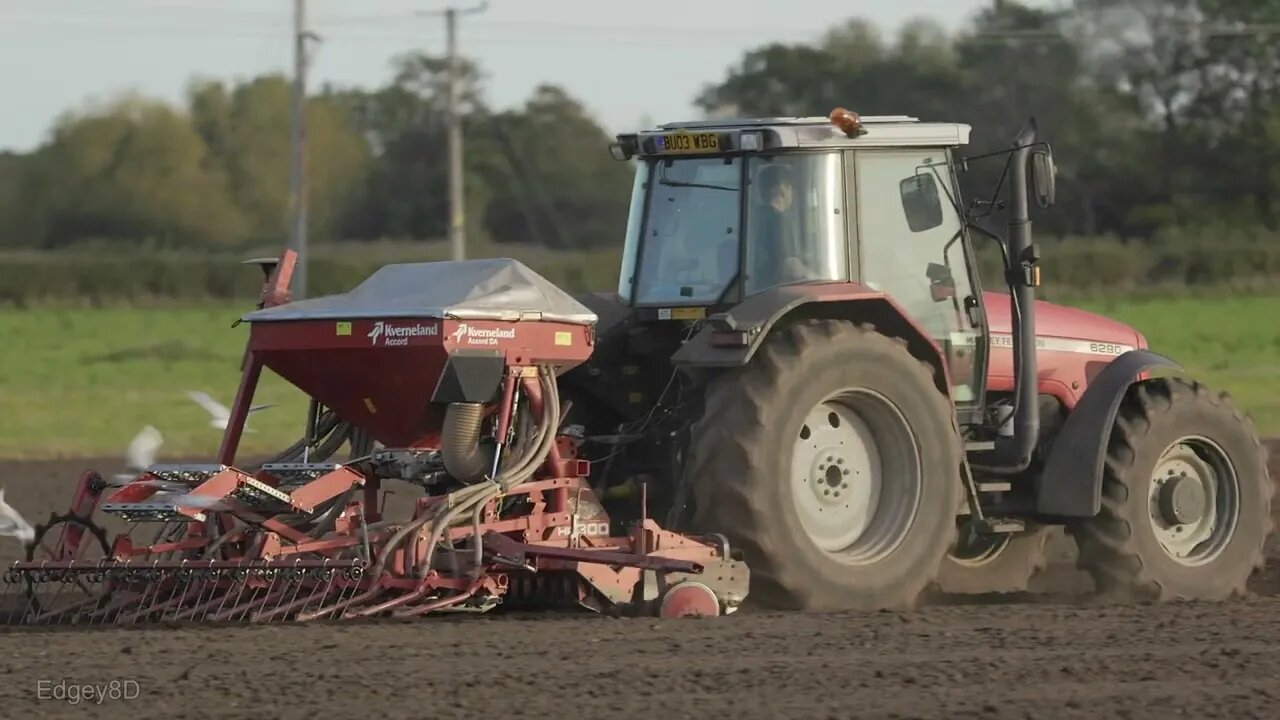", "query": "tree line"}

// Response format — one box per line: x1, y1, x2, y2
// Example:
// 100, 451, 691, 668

0, 54, 631, 252
0, 0, 1278, 295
